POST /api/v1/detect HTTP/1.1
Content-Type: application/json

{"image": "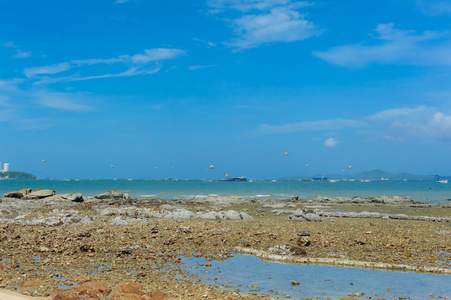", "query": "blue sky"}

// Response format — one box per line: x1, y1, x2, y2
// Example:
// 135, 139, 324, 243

1, 0, 451, 179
